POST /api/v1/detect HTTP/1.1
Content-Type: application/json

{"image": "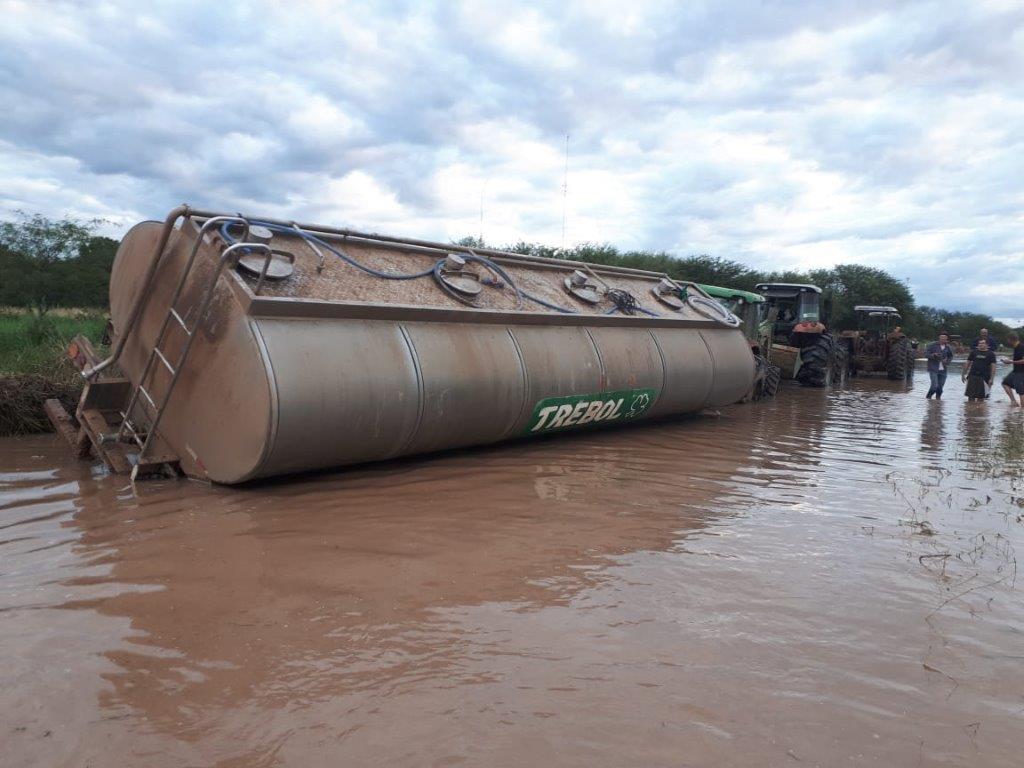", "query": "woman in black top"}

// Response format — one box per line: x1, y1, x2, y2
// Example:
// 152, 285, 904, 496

962, 339, 996, 401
